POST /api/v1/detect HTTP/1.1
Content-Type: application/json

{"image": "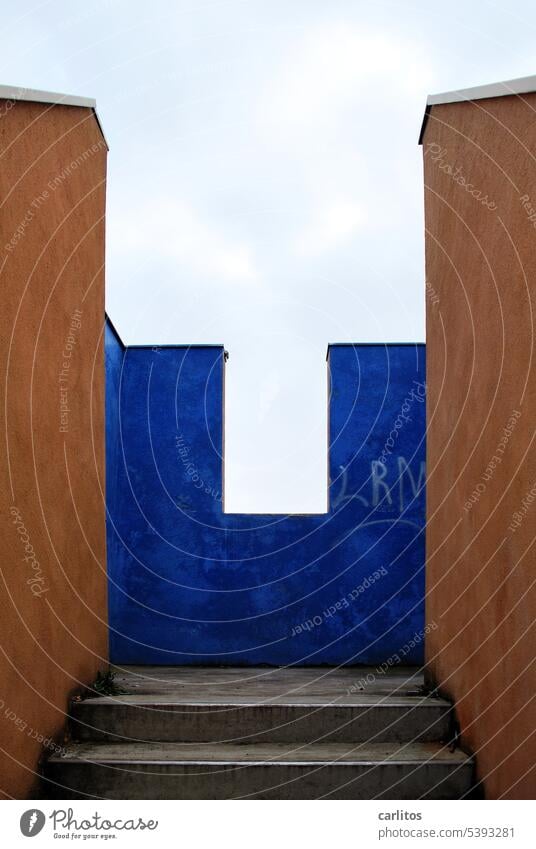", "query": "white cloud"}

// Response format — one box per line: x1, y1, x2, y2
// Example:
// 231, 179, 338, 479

110, 197, 259, 287
259, 23, 433, 135
295, 197, 365, 256
257, 370, 281, 422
